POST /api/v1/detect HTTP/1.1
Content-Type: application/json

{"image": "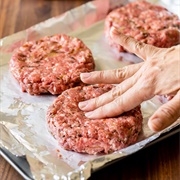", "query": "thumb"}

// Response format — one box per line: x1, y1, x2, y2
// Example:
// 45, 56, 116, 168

148, 91, 180, 132
110, 27, 159, 61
